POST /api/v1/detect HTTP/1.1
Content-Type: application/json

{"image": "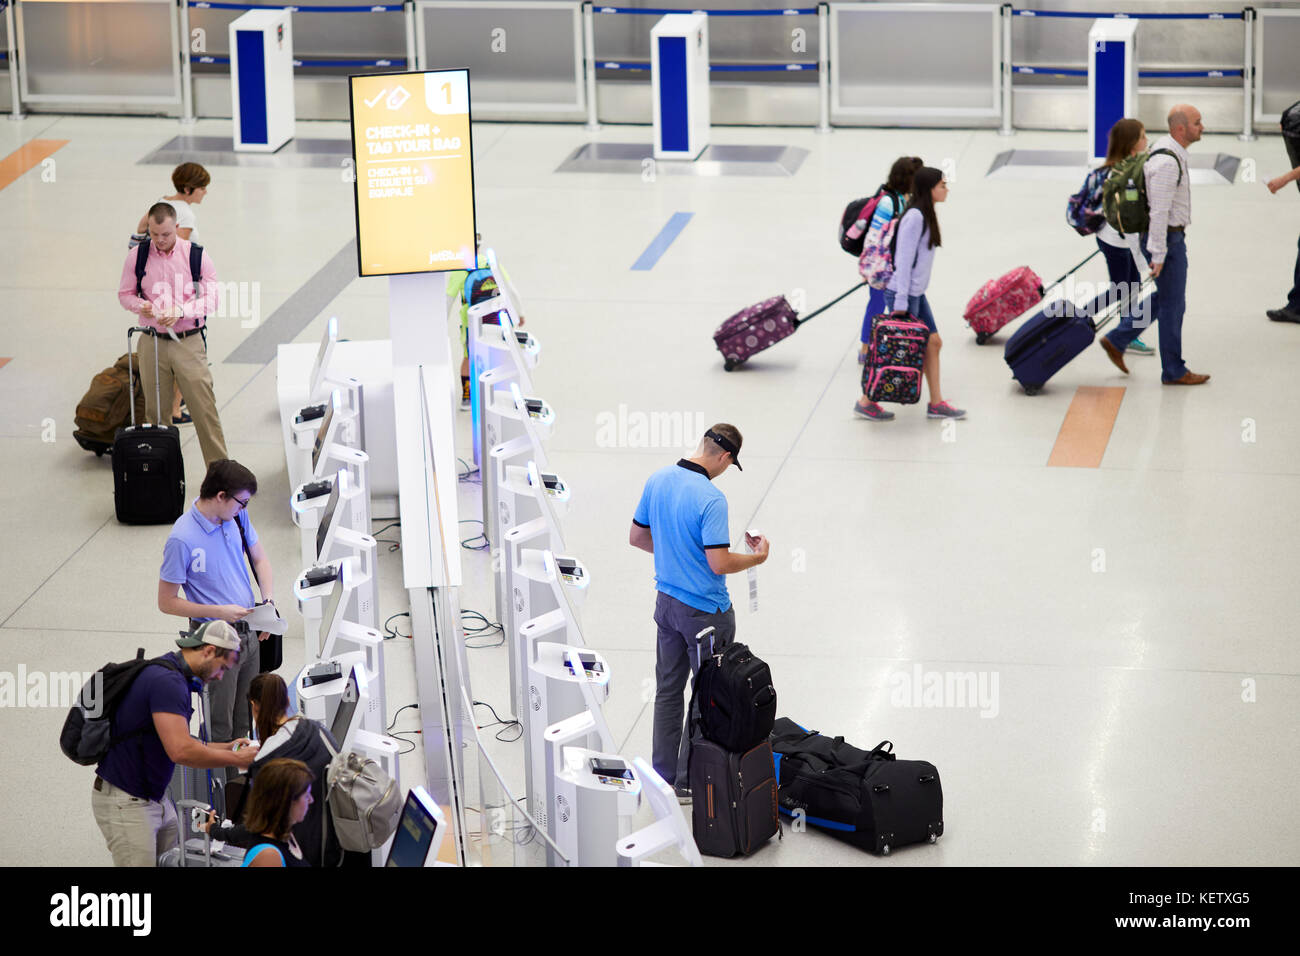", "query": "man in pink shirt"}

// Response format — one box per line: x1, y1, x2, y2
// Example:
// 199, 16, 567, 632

118, 202, 228, 465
